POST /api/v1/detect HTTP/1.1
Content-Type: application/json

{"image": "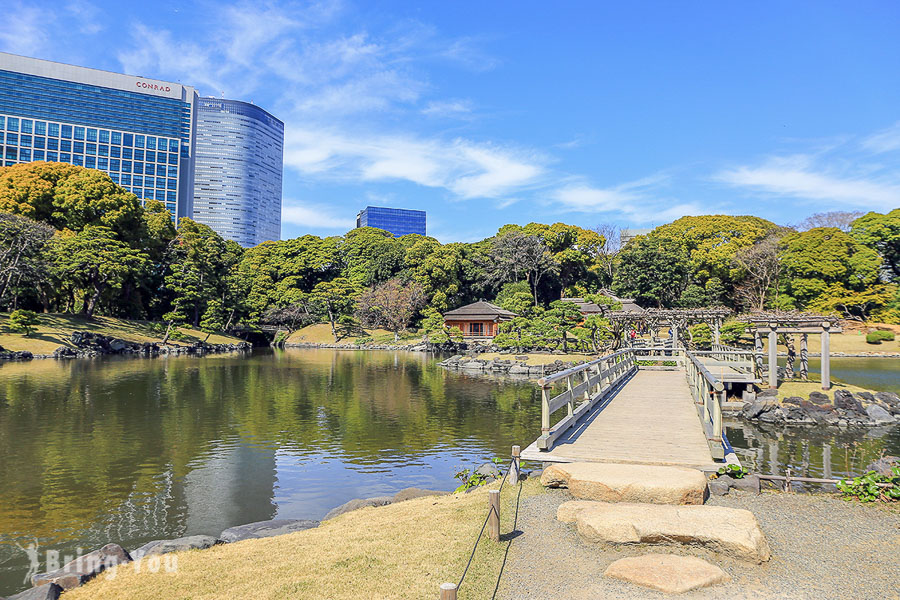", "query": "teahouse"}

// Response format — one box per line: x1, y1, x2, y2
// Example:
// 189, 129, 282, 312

442, 301, 517, 339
